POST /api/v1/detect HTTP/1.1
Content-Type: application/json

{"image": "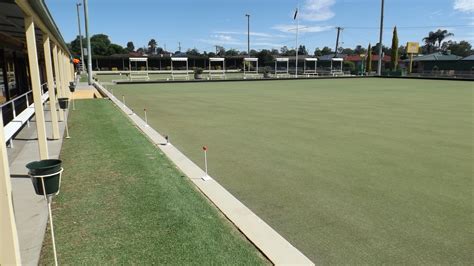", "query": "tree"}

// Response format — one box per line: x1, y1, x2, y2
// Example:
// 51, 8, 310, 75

108, 44, 125, 55
354, 45, 367, 55
126, 41, 135, 52
298, 45, 308, 55
434, 29, 454, 48
391, 26, 399, 70
257, 49, 274, 65
442, 40, 473, 57
314, 48, 322, 56
148, 39, 157, 54
271, 49, 280, 55
90, 34, 112, 56
423, 31, 438, 53
186, 48, 201, 56
215, 46, 225, 56
320, 46, 332, 56
366, 44, 372, 73
342, 48, 355, 55
225, 49, 239, 56
280, 46, 289, 55
69, 35, 86, 56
